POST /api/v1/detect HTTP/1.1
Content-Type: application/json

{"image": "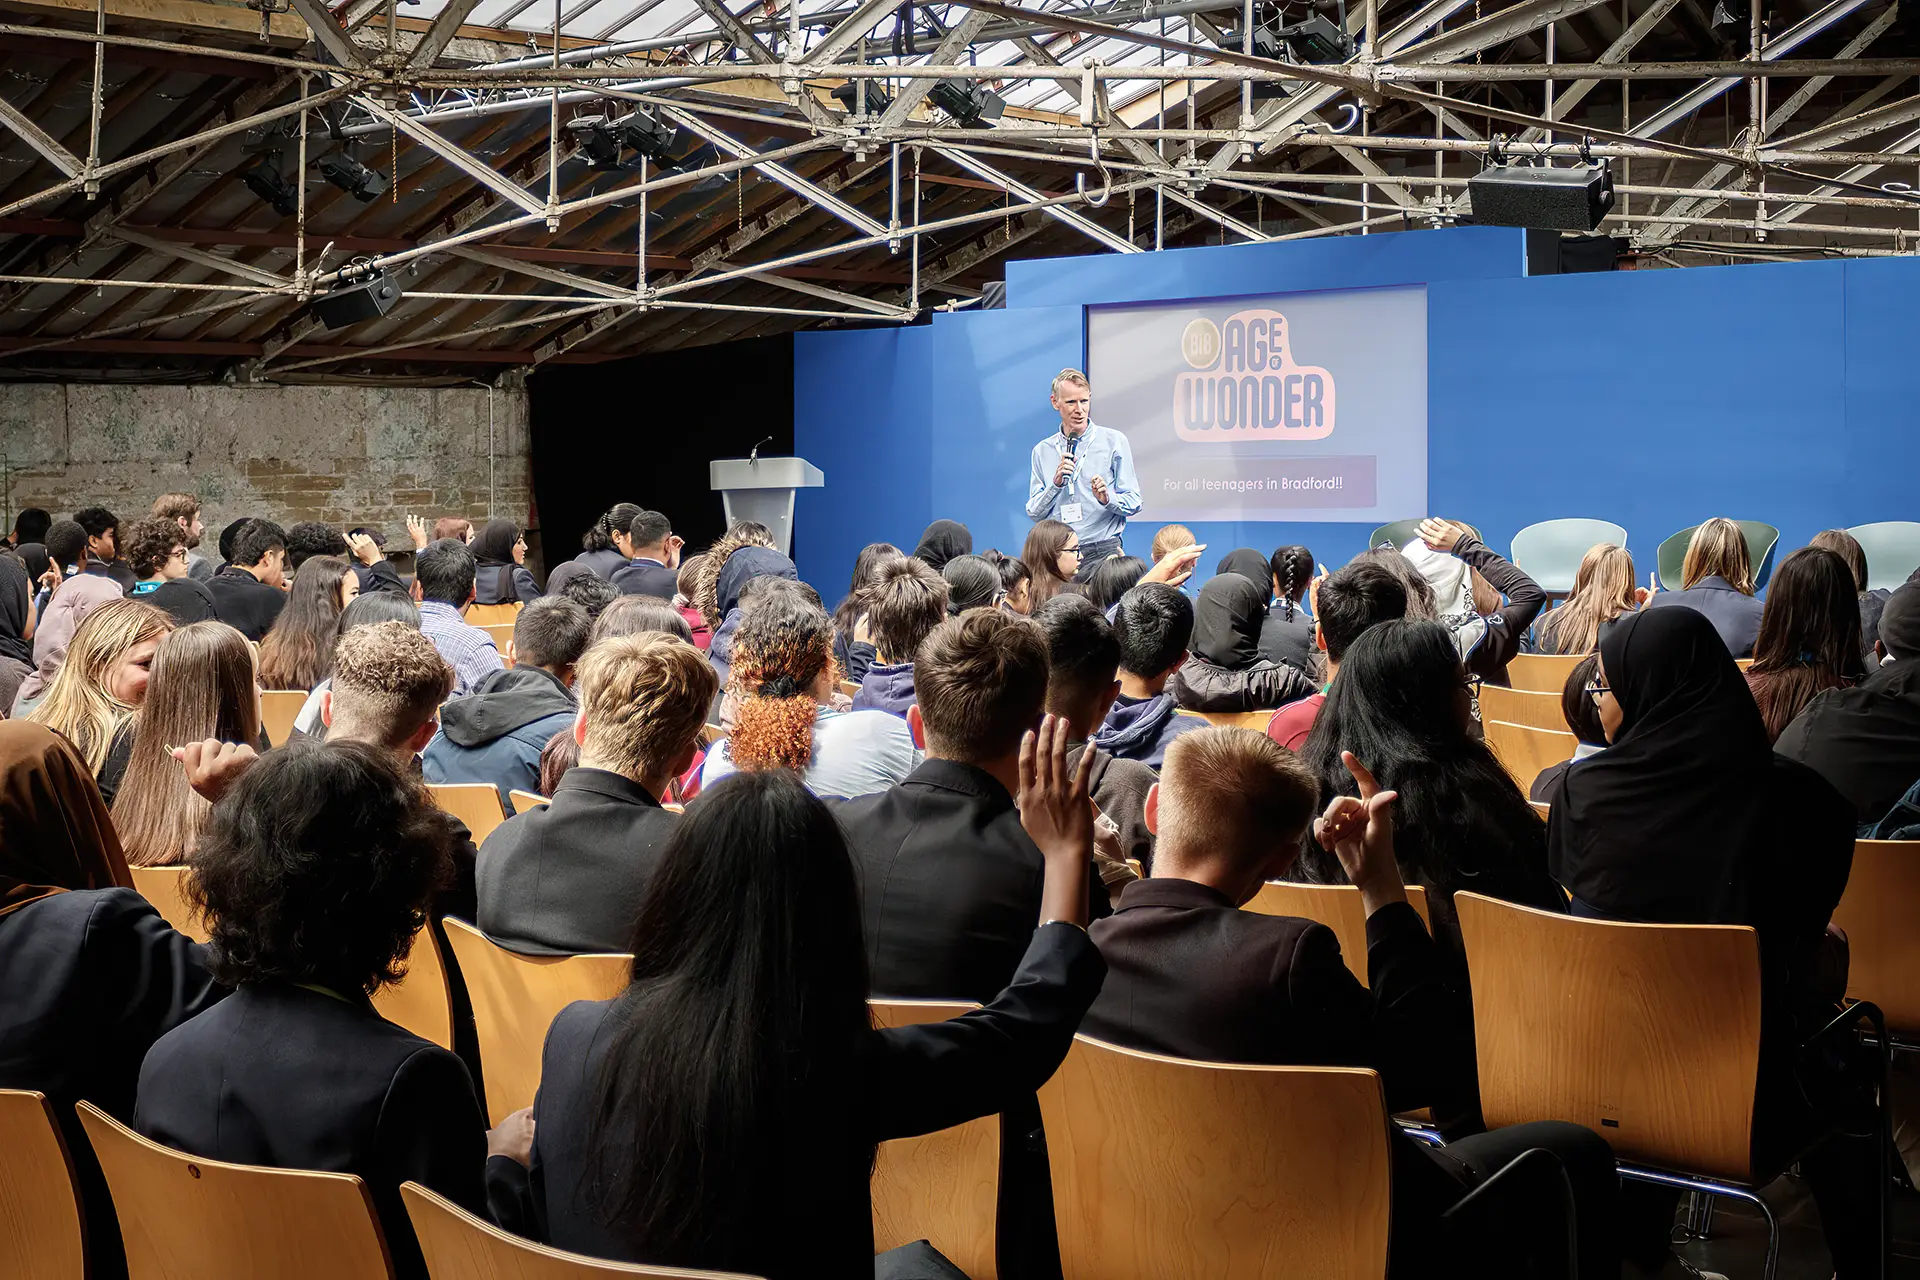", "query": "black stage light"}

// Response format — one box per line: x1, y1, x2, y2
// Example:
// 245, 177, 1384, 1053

316, 150, 389, 202
928, 80, 1006, 128
831, 79, 892, 116
1217, 26, 1290, 99
1468, 161, 1615, 232
574, 121, 624, 169
310, 268, 400, 329
1281, 13, 1355, 63
1708, 0, 1750, 46
242, 156, 299, 217
619, 111, 679, 165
